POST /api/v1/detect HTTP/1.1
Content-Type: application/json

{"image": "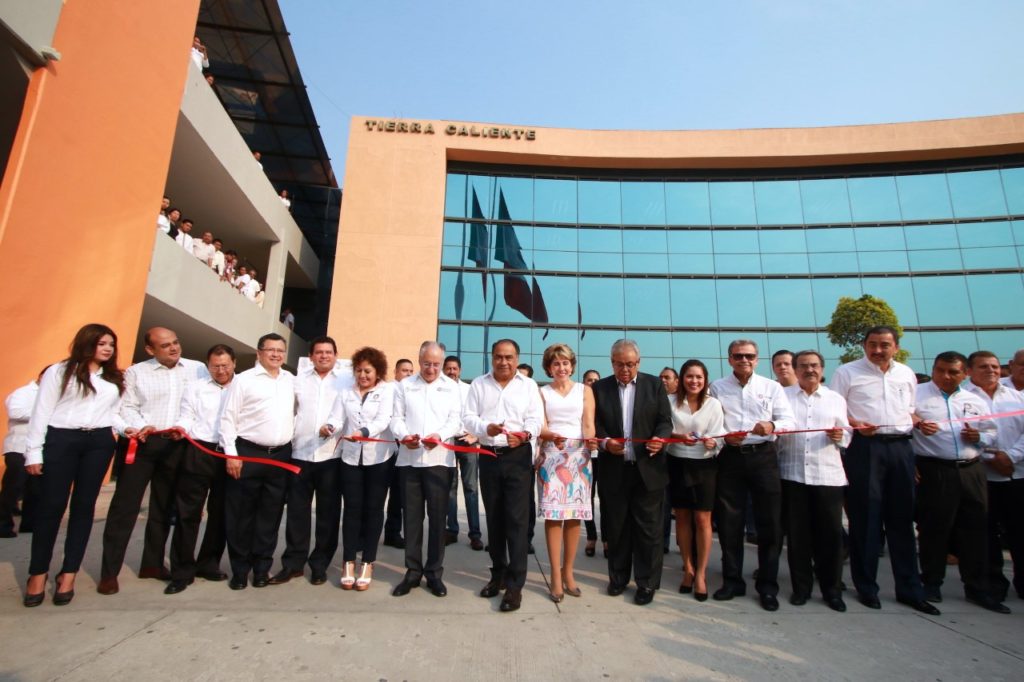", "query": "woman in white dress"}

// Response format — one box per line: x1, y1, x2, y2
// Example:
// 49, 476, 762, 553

537, 344, 596, 602
667, 359, 724, 601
